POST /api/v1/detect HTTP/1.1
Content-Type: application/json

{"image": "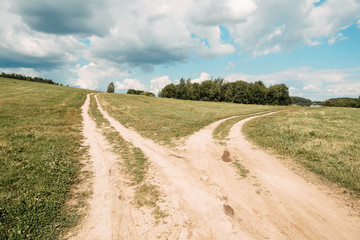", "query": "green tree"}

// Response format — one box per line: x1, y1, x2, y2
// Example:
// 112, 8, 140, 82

159, 83, 176, 98
266, 84, 292, 105
107, 82, 115, 93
